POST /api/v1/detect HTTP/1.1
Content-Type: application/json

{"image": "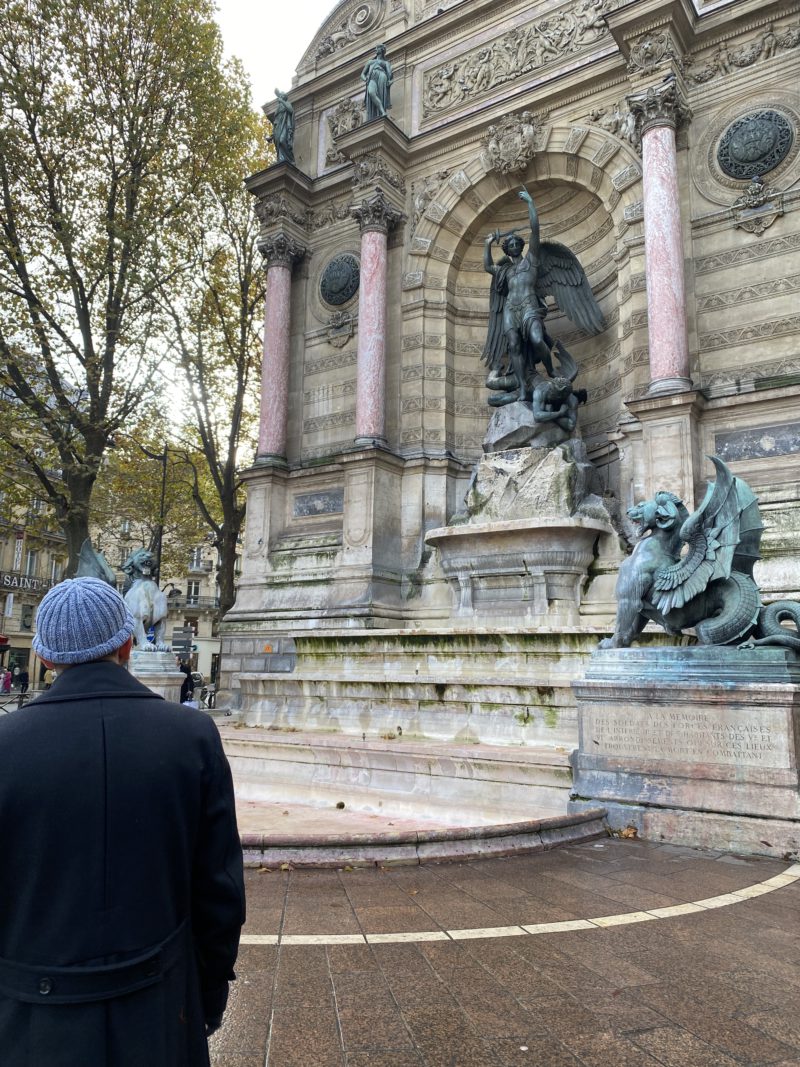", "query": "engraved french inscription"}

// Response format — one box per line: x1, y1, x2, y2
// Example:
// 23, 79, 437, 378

585, 707, 787, 769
